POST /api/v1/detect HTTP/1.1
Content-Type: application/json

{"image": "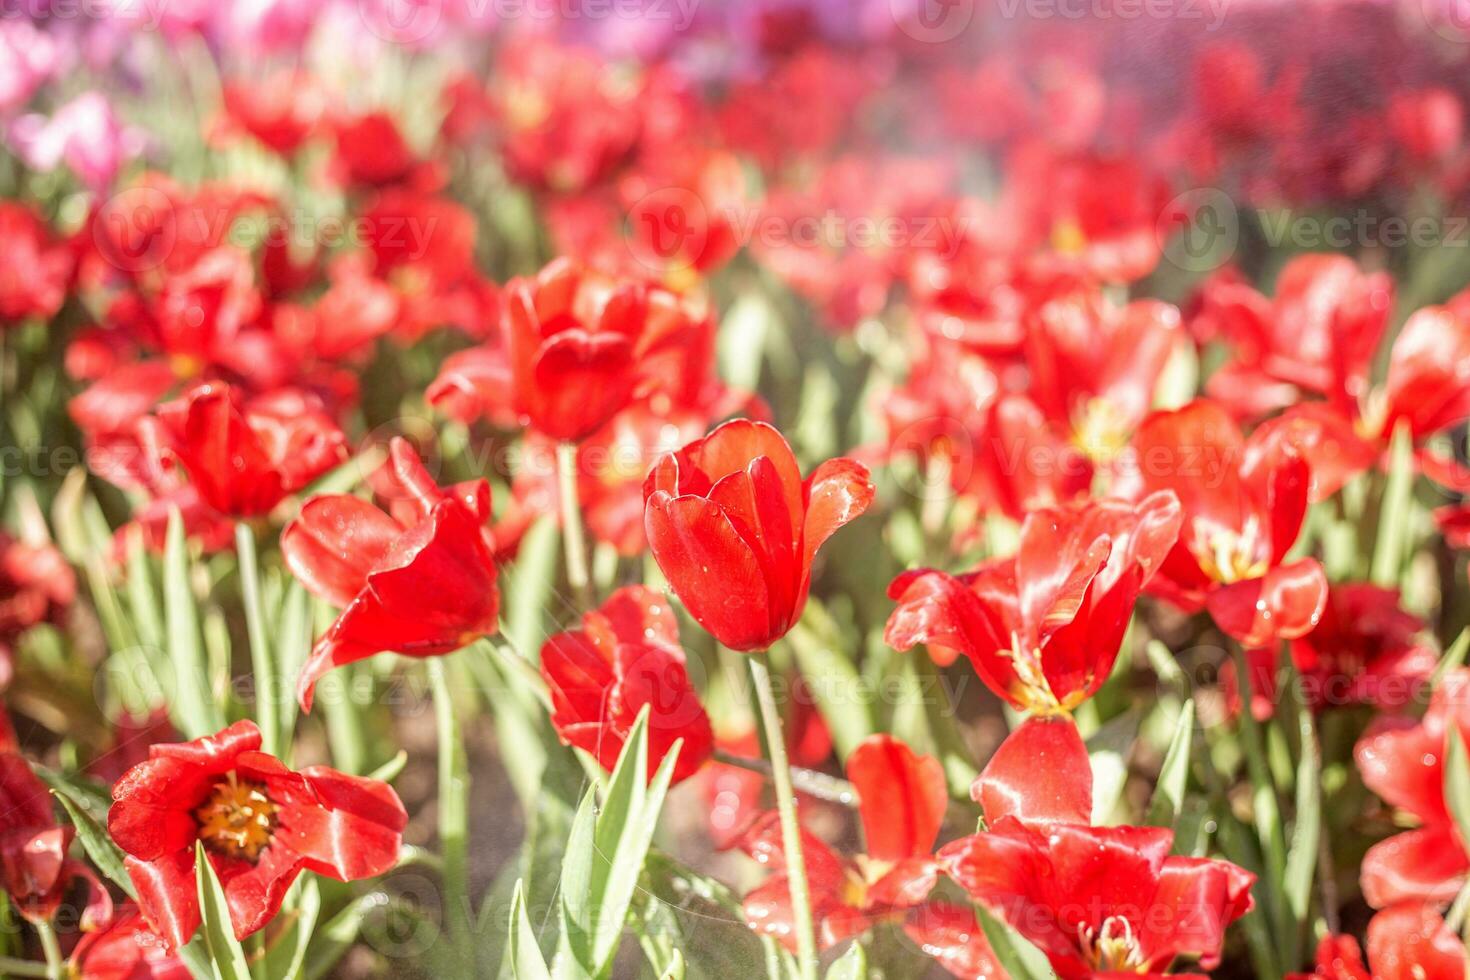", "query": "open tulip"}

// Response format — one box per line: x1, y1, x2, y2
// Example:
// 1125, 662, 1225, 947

108, 720, 406, 950
886, 492, 1180, 714
740, 735, 955, 950
281, 438, 500, 710
541, 585, 713, 784
1290, 904, 1468, 980
147, 382, 347, 518
643, 419, 874, 651
71, 904, 189, 980
1126, 400, 1328, 646
0, 753, 111, 928
1354, 669, 1470, 909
